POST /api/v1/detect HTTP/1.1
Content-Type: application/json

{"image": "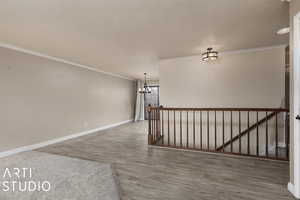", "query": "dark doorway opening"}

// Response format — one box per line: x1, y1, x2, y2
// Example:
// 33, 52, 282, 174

144, 86, 159, 120
285, 46, 290, 109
